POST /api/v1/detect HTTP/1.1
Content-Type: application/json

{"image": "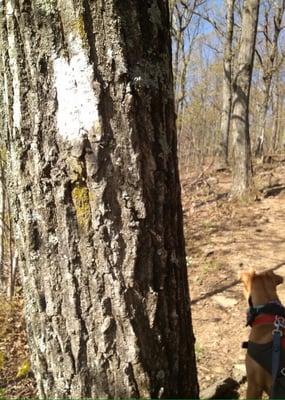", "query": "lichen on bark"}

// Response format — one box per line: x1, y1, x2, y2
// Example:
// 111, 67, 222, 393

71, 184, 91, 231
